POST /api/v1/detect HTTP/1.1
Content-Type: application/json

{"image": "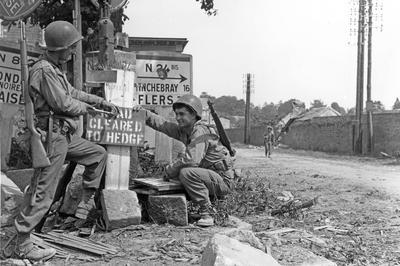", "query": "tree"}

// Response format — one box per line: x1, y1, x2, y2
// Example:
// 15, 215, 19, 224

347, 107, 356, 115
214, 96, 245, 117
393, 98, 400, 110
310, 99, 326, 109
331, 102, 346, 115
250, 102, 278, 127
199, 91, 216, 102
27, 0, 216, 52
372, 101, 385, 112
